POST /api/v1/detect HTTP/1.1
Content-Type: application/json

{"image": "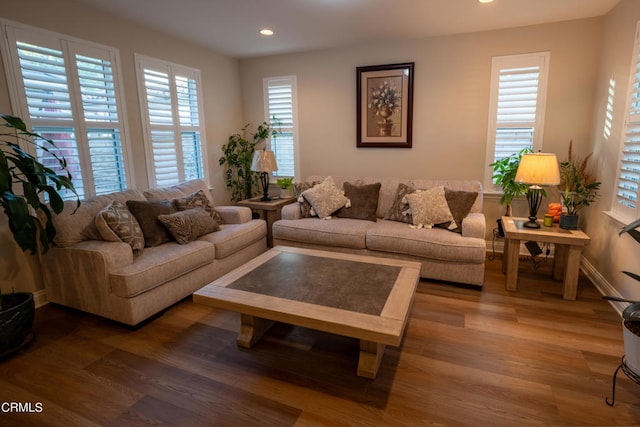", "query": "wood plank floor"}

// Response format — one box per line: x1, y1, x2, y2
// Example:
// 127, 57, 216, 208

1, 256, 639, 426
